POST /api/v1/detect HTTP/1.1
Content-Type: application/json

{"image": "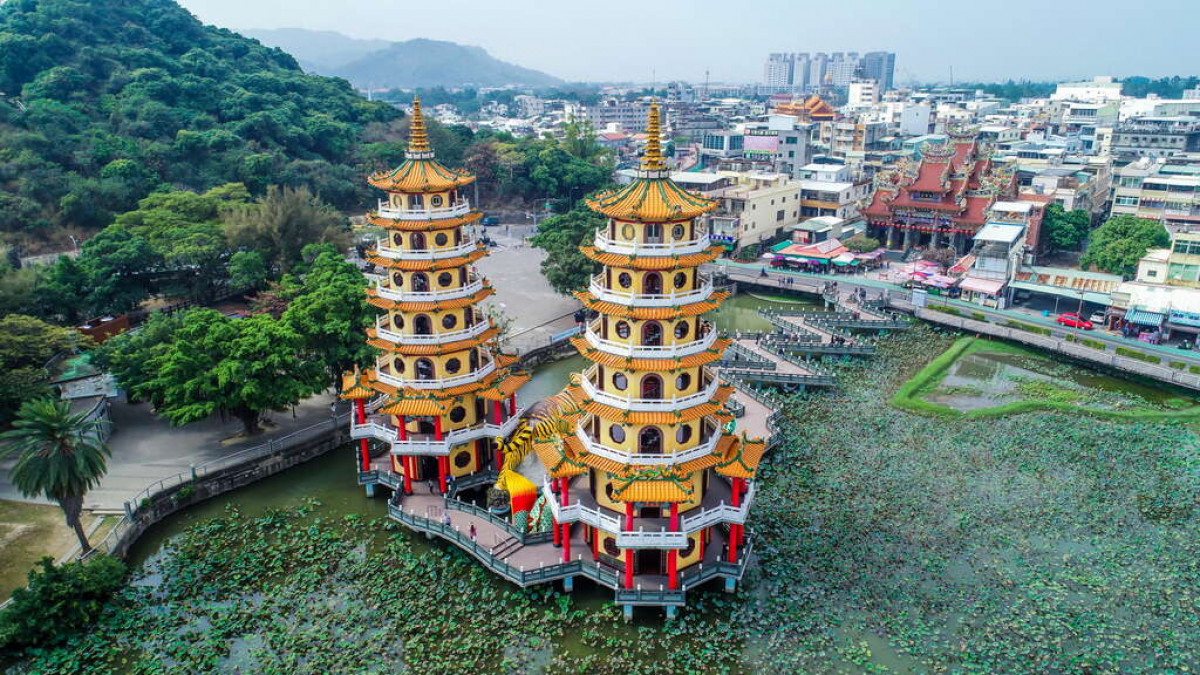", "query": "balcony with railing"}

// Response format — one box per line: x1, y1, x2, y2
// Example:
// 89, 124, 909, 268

374, 315, 491, 345
583, 320, 716, 358
543, 474, 755, 548
376, 359, 496, 391
376, 199, 471, 220
580, 365, 720, 411
572, 421, 721, 466
351, 407, 524, 455
593, 229, 712, 256
588, 274, 713, 307
374, 239, 480, 260
376, 276, 486, 303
